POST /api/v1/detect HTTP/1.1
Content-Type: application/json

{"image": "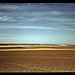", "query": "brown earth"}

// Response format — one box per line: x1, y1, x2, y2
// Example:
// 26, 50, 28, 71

0, 50, 75, 72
